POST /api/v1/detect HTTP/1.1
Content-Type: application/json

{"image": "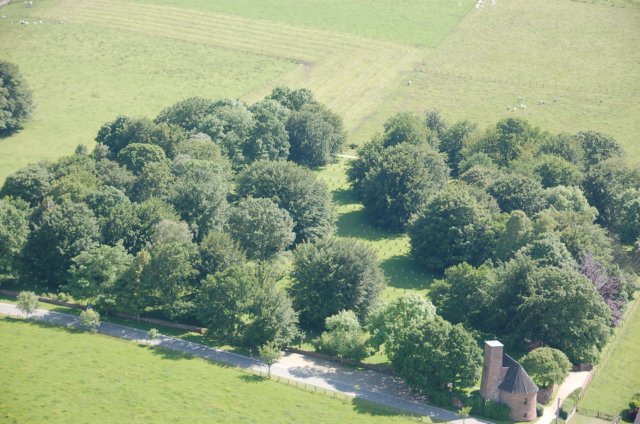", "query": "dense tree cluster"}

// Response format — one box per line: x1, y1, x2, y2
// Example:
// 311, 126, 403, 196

0, 87, 346, 349
2, 92, 638, 399
0, 61, 34, 133
154, 86, 344, 167
348, 113, 638, 365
